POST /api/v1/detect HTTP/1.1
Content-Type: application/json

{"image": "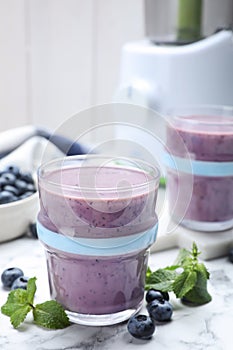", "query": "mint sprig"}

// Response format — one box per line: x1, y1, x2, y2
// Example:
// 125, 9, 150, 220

146, 242, 212, 305
1, 277, 70, 329
33, 300, 70, 329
